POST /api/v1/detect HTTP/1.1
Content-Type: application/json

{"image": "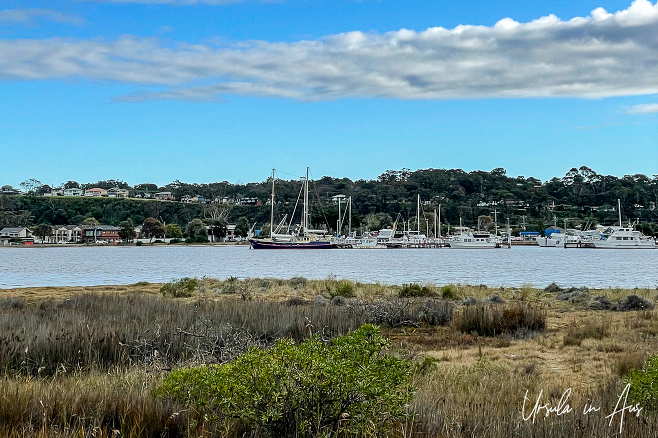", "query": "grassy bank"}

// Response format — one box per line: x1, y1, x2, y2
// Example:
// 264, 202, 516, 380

0, 278, 657, 437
